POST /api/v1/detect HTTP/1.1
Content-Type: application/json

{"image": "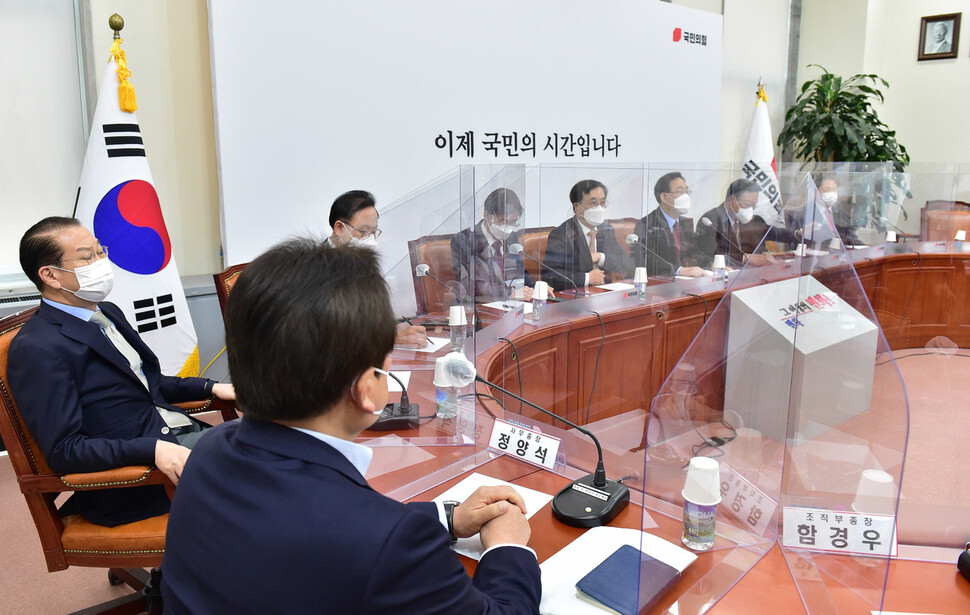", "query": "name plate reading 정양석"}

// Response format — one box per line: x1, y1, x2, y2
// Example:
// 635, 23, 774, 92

487, 418, 561, 471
